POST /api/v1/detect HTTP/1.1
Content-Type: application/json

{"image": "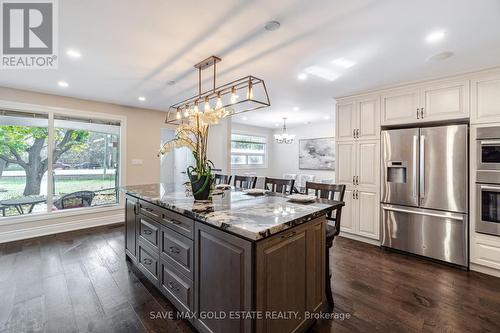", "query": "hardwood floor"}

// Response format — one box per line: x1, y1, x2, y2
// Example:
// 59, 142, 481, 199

0, 224, 499, 333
